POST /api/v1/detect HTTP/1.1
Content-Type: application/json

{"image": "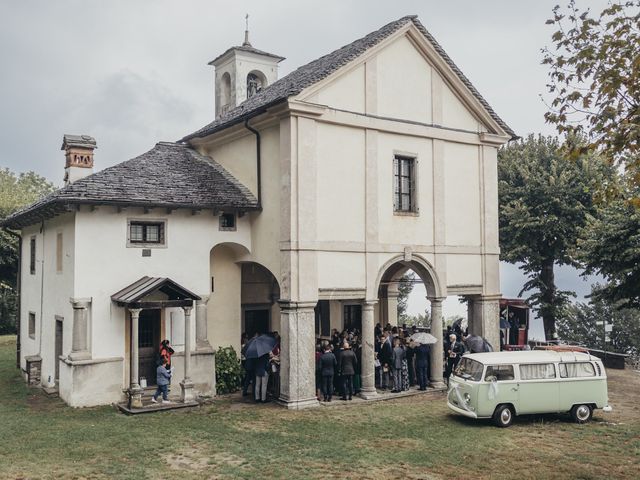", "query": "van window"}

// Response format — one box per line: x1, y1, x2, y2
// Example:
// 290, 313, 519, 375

559, 362, 596, 378
454, 357, 484, 381
484, 365, 514, 382
520, 363, 556, 380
